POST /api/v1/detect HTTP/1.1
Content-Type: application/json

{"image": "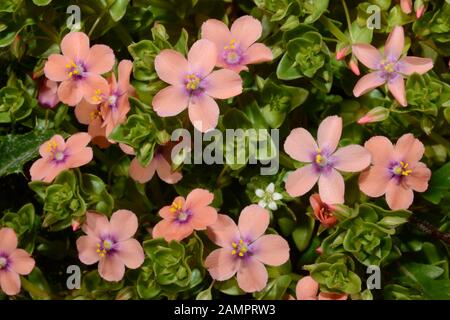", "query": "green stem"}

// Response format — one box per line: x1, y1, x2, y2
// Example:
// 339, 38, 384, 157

341, 0, 353, 42
21, 277, 52, 299
88, 11, 106, 38
319, 16, 349, 44
429, 132, 450, 157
